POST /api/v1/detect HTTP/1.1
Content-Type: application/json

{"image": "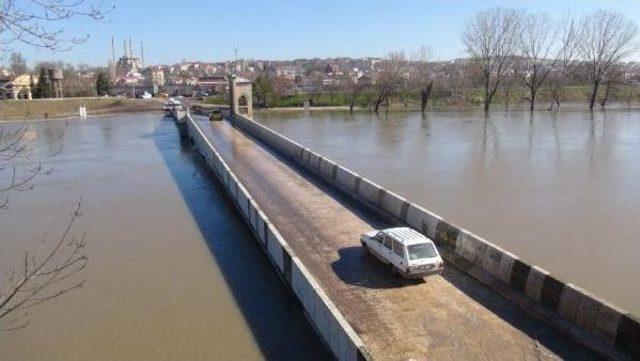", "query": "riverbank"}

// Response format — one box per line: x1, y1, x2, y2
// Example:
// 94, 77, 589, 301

0, 98, 163, 121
